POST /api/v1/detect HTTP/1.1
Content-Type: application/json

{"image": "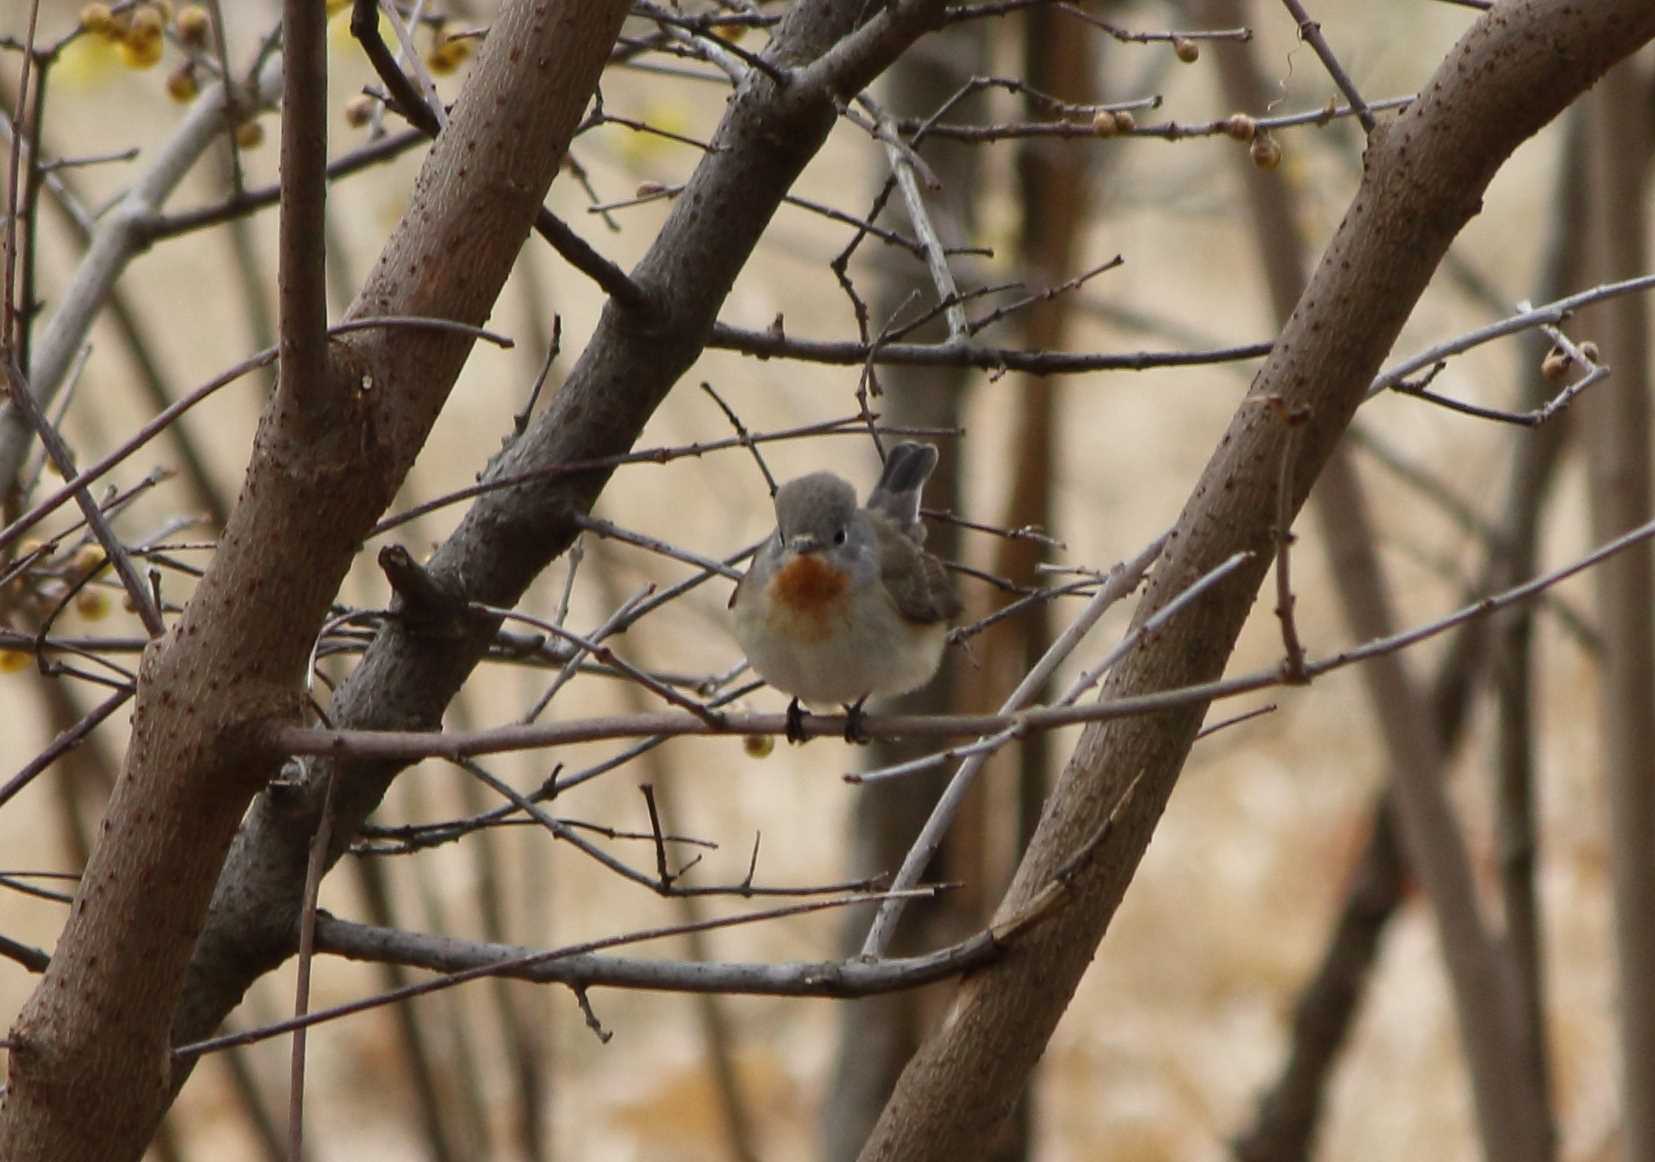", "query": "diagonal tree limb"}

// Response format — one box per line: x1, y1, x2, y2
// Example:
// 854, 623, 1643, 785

856, 4, 1655, 1160
1231, 59, 1588, 1162
1221, 18, 1575, 1158
170, 0, 955, 1073
0, 0, 631, 1157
